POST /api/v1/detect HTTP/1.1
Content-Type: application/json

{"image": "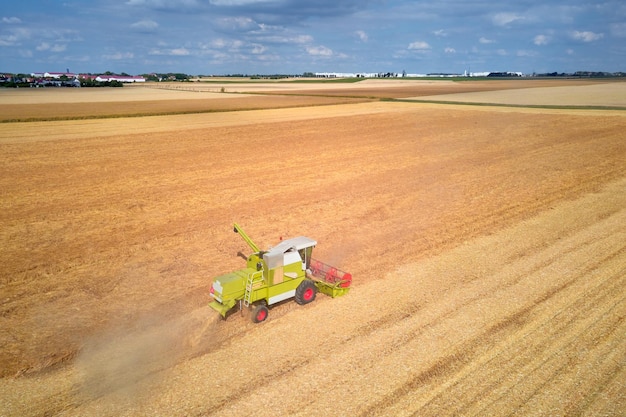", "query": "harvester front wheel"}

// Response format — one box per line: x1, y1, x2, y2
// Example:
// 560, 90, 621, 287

252, 304, 269, 323
295, 279, 317, 305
